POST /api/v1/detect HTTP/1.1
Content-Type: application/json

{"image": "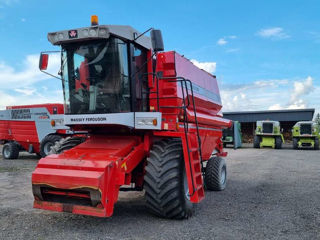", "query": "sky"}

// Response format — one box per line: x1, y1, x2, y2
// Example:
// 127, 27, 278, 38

0, 0, 319, 117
